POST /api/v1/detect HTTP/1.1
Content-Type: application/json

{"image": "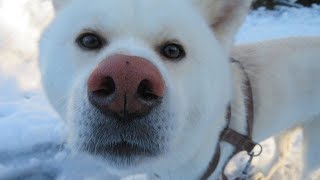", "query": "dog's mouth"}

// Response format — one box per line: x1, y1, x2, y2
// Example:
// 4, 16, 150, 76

93, 141, 155, 157
79, 115, 164, 162
81, 138, 160, 167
